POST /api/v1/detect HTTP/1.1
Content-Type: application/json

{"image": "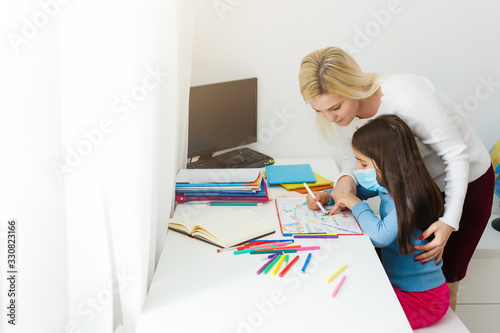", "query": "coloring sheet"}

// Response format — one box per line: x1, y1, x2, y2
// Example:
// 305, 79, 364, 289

275, 196, 363, 235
